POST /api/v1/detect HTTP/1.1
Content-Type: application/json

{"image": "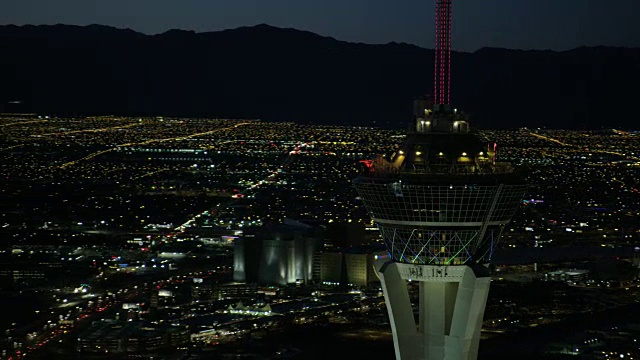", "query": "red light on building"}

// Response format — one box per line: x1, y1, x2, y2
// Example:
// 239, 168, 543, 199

360, 159, 374, 172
